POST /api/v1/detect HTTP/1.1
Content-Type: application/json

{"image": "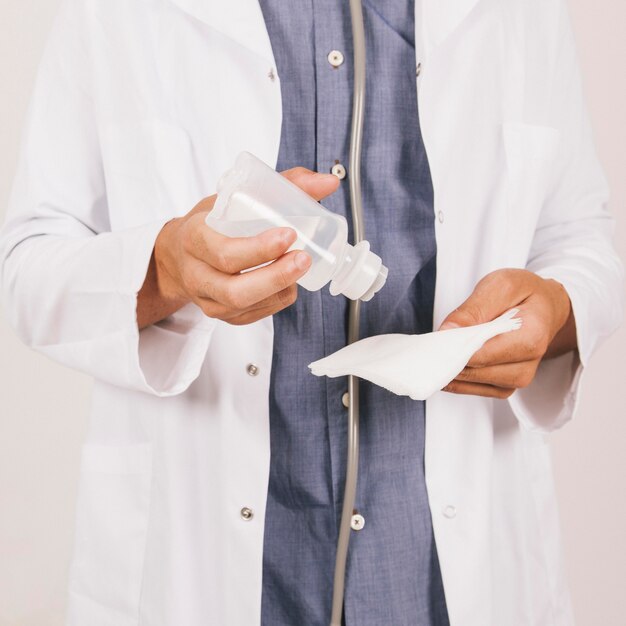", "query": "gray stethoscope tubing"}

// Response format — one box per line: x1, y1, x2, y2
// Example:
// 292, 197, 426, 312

330, 0, 367, 624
